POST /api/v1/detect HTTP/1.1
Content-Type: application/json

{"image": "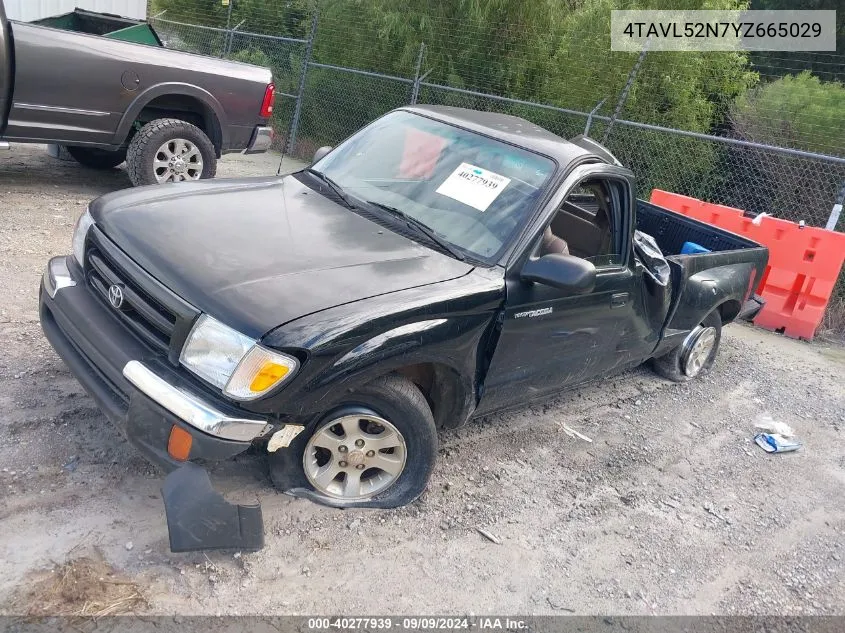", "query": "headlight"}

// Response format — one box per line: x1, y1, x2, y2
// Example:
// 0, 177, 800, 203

180, 315, 299, 400
72, 209, 94, 266
225, 345, 299, 400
